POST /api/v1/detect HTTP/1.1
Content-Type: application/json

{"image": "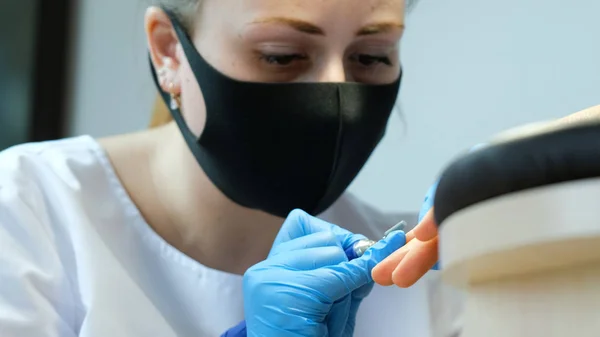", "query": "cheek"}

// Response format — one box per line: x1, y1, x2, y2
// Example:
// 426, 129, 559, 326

179, 62, 207, 137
